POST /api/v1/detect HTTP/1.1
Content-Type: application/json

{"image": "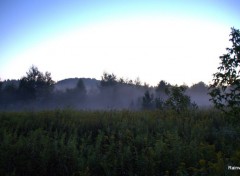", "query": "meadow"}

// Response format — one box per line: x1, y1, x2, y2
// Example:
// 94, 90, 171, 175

0, 109, 240, 176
